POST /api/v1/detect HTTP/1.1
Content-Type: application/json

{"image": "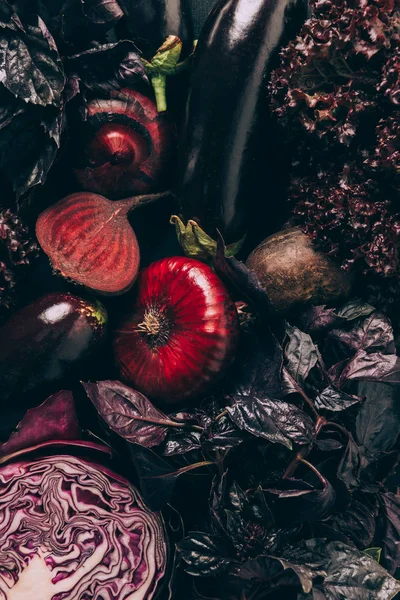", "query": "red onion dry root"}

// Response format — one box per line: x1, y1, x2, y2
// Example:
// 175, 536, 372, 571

74, 89, 174, 199
113, 257, 239, 405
